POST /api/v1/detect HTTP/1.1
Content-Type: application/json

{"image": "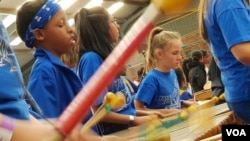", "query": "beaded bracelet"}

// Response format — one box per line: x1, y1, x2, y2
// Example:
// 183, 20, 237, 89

0, 115, 15, 141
